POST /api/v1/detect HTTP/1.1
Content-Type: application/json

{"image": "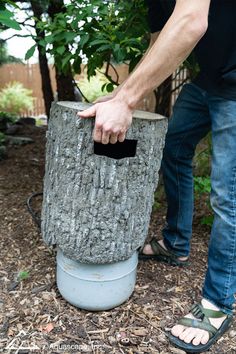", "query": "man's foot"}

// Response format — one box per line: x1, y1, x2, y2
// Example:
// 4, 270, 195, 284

139, 238, 189, 266
168, 298, 232, 353
171, 299, 227, 345
142, 239, 188, 262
